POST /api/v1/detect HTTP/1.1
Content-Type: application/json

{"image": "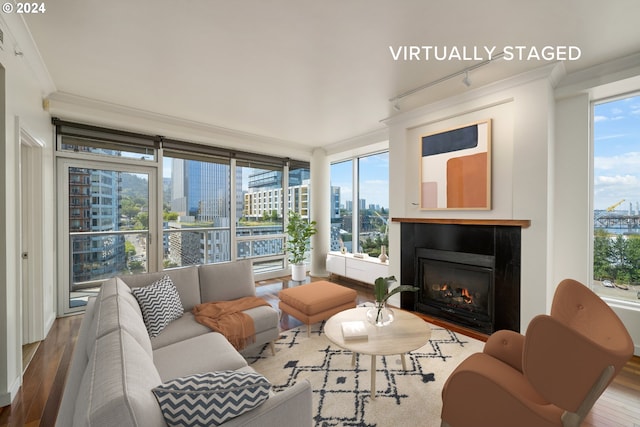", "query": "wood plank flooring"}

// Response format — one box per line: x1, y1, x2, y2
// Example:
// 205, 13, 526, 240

1, 276, 638, 426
